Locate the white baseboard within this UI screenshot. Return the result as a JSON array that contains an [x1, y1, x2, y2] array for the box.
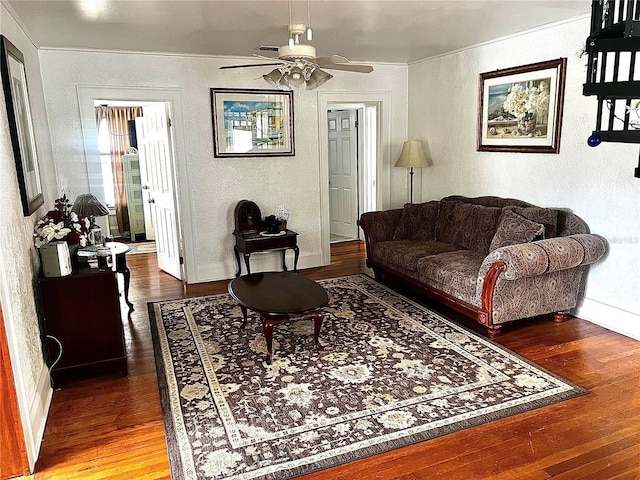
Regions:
[[192, 250, 325, 284], [576, 298, 640, 341], [25, 363, 53, 470]]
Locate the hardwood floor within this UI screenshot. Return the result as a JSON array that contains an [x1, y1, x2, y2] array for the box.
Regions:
[[32, 241, 640, 479]]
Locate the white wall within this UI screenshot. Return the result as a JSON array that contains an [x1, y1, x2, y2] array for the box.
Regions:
[[38, 50, 408, 283], [408, 17, 640, 339], [0, 3, 57, 469]]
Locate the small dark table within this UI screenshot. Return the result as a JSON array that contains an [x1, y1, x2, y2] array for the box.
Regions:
[[107, 241, 134, 312], [233, 230, 299, 277], [80, 241, 134, 312], [228, 272, 329, 364]]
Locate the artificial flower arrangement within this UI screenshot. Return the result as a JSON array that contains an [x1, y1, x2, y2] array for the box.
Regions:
[[274, 204, 291, 224], [502, 81, 550, 135], [262, 205, 291, 234], [33, 195, 89, 248]]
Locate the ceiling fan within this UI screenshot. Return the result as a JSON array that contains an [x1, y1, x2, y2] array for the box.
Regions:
[[219, 21, 374, 91]]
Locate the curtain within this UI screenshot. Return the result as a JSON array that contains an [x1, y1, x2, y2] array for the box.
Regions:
[[95, 106, 143, 234]]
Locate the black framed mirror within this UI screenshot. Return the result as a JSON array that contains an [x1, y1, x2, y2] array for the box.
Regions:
[[1, 35, 44, 216]]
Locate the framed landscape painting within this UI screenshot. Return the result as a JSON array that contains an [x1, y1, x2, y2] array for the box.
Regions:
[[1, 35, 44, 215], [211, 88, 294, 158], [477, 58, 567, 153]]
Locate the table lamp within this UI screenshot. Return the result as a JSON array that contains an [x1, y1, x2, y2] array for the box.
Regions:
[[394, 141, 429, 203], [72, 194, 109, 245]]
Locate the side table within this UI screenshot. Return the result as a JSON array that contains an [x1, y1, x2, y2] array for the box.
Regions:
[[233, 230, 299, 277], [106, 241, 134, 312]]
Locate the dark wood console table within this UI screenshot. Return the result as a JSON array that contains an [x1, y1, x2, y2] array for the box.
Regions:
[[233, 230, 299, 277]]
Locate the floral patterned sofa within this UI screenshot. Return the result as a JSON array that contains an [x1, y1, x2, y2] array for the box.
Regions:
[[359, 196, 607, 336]]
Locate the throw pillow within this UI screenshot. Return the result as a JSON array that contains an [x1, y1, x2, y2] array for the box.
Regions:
[[490, 209, 545, 252], [393, 201, 439, 241], [448, 203, 503, 254], [435, 200, 459, 244], [505, 206, 558, 238]]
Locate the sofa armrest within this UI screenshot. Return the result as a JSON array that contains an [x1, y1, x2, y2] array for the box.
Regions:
[[475, 234, 607, 326], [359, 209, 403, 256], [478, 234, 607, 282]]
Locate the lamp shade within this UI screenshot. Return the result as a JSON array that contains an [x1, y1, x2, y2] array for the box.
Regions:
[[72, 194, 109, 217], [263, 69, 285, 89], [394, 141, 429, 168], [306, 68, 333, 90]]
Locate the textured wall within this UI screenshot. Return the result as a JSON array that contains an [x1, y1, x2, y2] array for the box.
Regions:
[[408, 17, 640, 337], [38, 50, 408, 282], [0, 3, 58, 467]]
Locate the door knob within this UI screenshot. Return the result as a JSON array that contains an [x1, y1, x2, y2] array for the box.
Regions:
[[142, 185, 150, 190], [149, 198, 155, 203]]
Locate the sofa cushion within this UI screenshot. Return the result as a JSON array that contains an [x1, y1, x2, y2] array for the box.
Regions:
[[437, 202, 502, 254], [505, 206, 558, 238], [489, 209, 545, 252], [393, 201, 439, 241], [416, 250, 486, 306], [373, 240, 460, 273]]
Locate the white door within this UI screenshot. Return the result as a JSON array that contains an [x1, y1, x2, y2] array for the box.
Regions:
[[328, 110, 359, 239], [135, 103, 182, 279]]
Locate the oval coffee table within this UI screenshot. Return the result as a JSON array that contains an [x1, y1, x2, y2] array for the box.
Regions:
[[228, 272, 329, 364]]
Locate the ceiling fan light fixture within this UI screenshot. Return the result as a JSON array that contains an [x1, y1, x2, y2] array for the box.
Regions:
[[221, 0, 372, 93], [286, 66, 305, 86], [263, 69, 286, 89], [306, 68, 333, 90]]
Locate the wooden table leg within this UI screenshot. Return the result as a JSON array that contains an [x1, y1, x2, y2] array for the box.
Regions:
[[312, 311, 323, 349], [234, 246, 242, 277], [293, 246, 300, 272], [243, 253, 252, 275], [263, 316, 274, 364], [281, 250, 288, 271], [115, 252, 134, 312], [239, 305, 248, 329]]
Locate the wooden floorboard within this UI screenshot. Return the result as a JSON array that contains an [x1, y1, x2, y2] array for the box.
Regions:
[[33, 241, 640, 479]]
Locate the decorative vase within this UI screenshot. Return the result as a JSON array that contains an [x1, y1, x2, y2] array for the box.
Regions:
[[518, 117, 536, 136]]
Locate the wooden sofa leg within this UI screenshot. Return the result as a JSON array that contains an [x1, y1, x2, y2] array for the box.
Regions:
[[554, 310, 569, 323], [486, 324, 502, 337]]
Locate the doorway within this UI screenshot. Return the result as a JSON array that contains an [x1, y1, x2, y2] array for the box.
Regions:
[[78, 86, 192, 281], [327, 103, 379, 245], [328, 109, 360, 243], [318, 92, 392, 266]]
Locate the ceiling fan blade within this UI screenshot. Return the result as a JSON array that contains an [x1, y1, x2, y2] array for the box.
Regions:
[[219, 63, 283, 70], [251, 53, 296, 64], [321, 63, 374, 73], [256, 45, 280, 52], [314, 55, 350, 66]]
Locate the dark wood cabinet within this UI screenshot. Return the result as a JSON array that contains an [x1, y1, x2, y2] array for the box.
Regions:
[[39, 269, 127, 386]]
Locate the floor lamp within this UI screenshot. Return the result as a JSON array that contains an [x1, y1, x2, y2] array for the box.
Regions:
[[394, 141, 429, 203]]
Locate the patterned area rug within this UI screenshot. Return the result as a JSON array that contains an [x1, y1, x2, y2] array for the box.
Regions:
[[148, 274, 586, 480]]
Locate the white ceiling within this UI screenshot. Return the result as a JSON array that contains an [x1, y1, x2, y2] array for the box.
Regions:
[[5, 0, 591, 63]]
